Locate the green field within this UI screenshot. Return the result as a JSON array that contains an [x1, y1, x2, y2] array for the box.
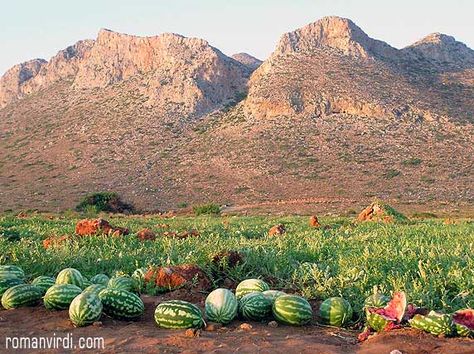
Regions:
[[1, 213, 473, 316]]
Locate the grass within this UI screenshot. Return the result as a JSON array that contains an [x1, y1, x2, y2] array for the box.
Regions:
[[0, 213, 473, 316]]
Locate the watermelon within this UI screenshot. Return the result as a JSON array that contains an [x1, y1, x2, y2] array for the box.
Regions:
[[44, 284, 82, 310], [235, 279, 270, 299], [0, 277, 24, 297], [108, 276, 136, 292], [452, 309, 474, 337], [364, 293, 390, 309], [272, 294, 313, 325], [366, 311, 391, 332], [319, 297, 353, 327], [154, 300, 205, 329], [98, 288, 144, 320], [56, 268, 84, 288], [1, 284, 43, 309], [409, 311, 454, 336], [90, 273, 110, 286], [31, 276, 55, 294], [239, 292, 272, 321], [205, 288, 238, 324], [83, 284, 106, 295], [262, 290, 286, 304], [0, 265, 25, 280], [81, 277, 92, 289], [69, 292, 103, 327]]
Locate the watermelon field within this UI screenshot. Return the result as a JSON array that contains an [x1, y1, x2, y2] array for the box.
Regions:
[[0, 212, 473, 352]]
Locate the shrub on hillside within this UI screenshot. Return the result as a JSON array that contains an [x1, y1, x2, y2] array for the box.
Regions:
[[75, 192, 134, 214], [193, 203, 221, 216]]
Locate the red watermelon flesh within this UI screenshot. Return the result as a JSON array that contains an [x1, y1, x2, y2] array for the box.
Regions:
[[452, 309, 474, 329], [370, 291, 406, 322]]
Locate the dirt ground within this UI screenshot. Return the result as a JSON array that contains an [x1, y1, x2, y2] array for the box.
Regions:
[[0, 291, 472, 353]]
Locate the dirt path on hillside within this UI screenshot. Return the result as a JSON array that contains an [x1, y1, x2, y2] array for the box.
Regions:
[[0, 293, 472, 353]]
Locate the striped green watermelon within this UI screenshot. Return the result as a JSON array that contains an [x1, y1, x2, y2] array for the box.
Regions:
[[0, 265, 25, 280], [69, 292, 103, 327], [0, 277, 24, 297], [319, 297, 353, 327], [453, 309, 474, 337], [56, 268, 84, 288], [154, 300, 205, 329], [235, 279, 270, 299], [364, 293, 390, 309], [262, 290, 286, 304], [31, 276, 55, 294], [272, 294, 313, 325], [108, 276, 136, 292], [239, 292, 272, 321], [409, 311, 454, 336], [205, 288, 238, 324], [1, 284, 43, 309], [98, 288, 144, 320], [44, 284, 82, 310], [81, 278, 92, 289], [90, 273, 110, 286], [83, 284, 106, 295], [366, 311, 391, 332]]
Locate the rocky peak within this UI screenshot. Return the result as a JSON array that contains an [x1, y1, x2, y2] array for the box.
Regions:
[[274, 16, 398, 60], [403, 33, 474, 68], [231, 53, 263, 71]]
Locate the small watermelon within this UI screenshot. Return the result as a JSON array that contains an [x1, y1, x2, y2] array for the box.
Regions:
[[235, 279, 270, 299], [205, 288, 238, 324], [108, 276, 136, 292], [262, 290, 286, 304], [409, 311, 454, 336], [273, 294, 313, 326], [154, 300, 205, 329], [364, 293, 390, 309], [69, 292, 103, 327], [90, 273, 110, 286], [319, 297, 353, 327], [0, 277, 24, 297], [56, 268, 84, 288], [239, 292, 272, 321], [98, 288, 144, 320], [83, 284, 106, 295], [81, 277, 92, 289], [1, 284, 43, 309], [44, 284, 82, 310], [0, 265, 25, 280], [452, 309, 474, 337], [31, 276, 55, 294]]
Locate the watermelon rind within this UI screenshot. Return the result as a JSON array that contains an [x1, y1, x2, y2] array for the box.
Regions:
[[235, 279, 270, 299], [0, 277, 25, 297], [366, 311, 390, 332], [205, 288, 238, 324], [44, 284, 82, 310], [90, 274, 110, 286], [98, 288, 144, 320], [239, 292, 272, 321], [31, 276, 55, 294], [364, 293, 390, 309], [272, 294, 313, 326], [262, 290, 286, 304], [319, 297, 353, 327], [409, 311, 454, 336], [0, 265, 25, 280], [1, 284, 43, 309], [56, 268, 84, 288], [69, 292, 103, 327], [108, 276, 136, 292], [154, 300, 205, 329], [83, 284, 106, 296]]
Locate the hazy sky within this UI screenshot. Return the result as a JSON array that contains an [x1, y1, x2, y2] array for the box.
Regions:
[[1, 0, 473, 75]]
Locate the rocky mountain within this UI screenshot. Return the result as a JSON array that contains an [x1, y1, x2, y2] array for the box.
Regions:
[[0, 17, 473, 214]]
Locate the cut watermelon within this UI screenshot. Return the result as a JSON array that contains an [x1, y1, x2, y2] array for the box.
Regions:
[[370, 291, 406, 322], [452, 309, 474, 337]]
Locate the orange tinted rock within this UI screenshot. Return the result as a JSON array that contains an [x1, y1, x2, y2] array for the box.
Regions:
[[137, 228, 156, 241], [309, 215, 321, 227], [75, 218, 129, 236], [144, 264, 210, 292], [268, 224, 286, 236], [43, 235, 70, 249]]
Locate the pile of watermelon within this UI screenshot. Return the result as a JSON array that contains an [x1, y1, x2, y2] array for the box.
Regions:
[[0, 265, 144, 327]]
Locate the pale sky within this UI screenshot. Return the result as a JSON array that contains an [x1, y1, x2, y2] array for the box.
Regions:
[[1, 0, 473, 75]]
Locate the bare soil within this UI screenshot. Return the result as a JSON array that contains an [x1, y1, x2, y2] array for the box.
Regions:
[[0, 292, 472, 353]]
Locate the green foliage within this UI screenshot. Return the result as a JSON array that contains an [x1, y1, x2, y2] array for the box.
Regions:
[[75, 192, 134, 214], [193, 203, 221, 216], [384, 169, 401, 179], [177, 202, 188, 209], [402, 158, 422, 166]]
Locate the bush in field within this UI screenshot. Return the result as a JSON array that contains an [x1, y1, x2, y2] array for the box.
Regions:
[[193, 203, 220, 216], [75, 192, 134, 214]]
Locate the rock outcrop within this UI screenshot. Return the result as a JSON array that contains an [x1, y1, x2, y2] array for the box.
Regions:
[[231, 53, 262, 71]]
